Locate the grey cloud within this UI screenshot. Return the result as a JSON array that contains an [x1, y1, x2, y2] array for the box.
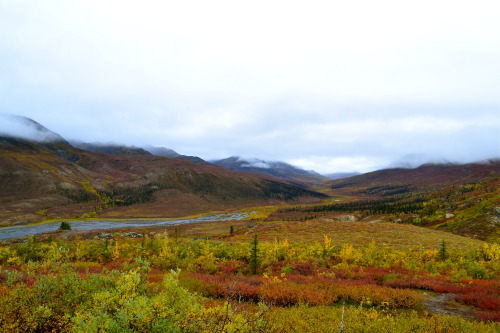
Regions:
[[0, 1, 498, 173]]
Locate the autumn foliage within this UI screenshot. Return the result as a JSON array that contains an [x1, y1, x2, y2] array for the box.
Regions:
[[0, 229, 499, 332]]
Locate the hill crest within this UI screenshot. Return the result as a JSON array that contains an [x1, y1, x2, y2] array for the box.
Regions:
[[212, 156, 328, 185]]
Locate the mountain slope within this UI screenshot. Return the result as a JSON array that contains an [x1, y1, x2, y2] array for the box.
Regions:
[[143, 145, 179, 158], [0, 136, 326, 226], [70, 141, 152, 156], [143, 146, 211, 165], [323, 161, 500, 197], [71, 142, 210, 165], [308, 161, 500, 242], [212, 156, 329, 185]]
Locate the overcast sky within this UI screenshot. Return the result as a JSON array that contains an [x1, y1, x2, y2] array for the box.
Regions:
[[0, 0, 499, 173]]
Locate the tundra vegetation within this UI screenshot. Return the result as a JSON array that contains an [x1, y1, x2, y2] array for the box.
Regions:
[[273, 177, 500, 243], [0, 218, 499, 332]]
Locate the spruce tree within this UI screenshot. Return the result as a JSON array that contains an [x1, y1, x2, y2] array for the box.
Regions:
[[249, 234, 259, 274], [438, 240, 447, 261], [59, 221, 71, 230]]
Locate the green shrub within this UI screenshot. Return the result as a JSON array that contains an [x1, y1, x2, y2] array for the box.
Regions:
[[0, 270, 116, 332], [467, 262, 489, 279], [71, 269, 205, 332]]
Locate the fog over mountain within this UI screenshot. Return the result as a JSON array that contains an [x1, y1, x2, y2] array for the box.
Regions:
[[325, 172, 361, 180], [212, 156, 328, 184], [388, 154, 456, 169], [1, 114, 498, 176], [69, 141, 152, 156], [0, 2, 498, 173], [143, 145, 180, 158], [0, 114, 68, 144]]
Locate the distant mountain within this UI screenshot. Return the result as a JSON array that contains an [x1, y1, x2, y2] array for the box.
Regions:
[[143, 145, 179, 158], [323, 160, 500, 197], [143, 145, 211, 165], [71, 142, 212, 166], [71, 141, 152, 156], [388, 154, 454, 169], [0, 114, 69, 144], [312, 160, 500, 242], [175, 155, 212, 165], [0, 133, 326, 227], [211, 156, 329, 185]]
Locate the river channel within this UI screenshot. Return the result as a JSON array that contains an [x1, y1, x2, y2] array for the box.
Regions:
[[0, 212, 249, 240]]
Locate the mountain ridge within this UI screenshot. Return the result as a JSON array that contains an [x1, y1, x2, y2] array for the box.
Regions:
[[70, 141, 152, 156], [320, 159, 500, 199], [211, 156, 329, 186]]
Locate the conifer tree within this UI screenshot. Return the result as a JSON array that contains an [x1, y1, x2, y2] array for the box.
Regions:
[[249, 234, 259, 274], [438, 240, 447, 261]]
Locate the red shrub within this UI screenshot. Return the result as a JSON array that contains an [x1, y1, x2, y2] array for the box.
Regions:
[[218, 260, 241, 274], [260, 281, 337, 306], [181, 272, 422, 308], [87, 264, 104, 274], [474, 310, 500, 322], [356, 267, 412, 283], [323, 269, 348, 279], [385, 277, 462, 293], [462, 282, 500, 295], [104, 258, 129, 271], [147, 274, 164, 284], [456, 294, 500, 311], [181, 273, 263, 301], [292, 262, 315, 276], [227, 281, 260, 302]]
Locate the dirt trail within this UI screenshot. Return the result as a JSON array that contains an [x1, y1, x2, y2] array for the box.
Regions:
[[422, 292, 475, 320]]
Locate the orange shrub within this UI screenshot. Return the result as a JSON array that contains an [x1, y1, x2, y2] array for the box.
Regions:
[[260, 281, 338, 306]]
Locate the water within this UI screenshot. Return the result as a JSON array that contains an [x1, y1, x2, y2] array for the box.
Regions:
[[0, 212, 248, 240]]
